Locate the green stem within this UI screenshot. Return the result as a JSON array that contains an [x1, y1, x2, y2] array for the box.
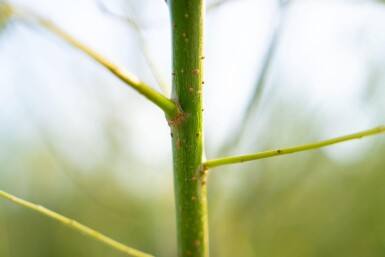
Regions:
[[204, 126, 385, 170], [168, 1, 208, 257], [0, 190, 153, 257], [13, 8, 178, 118]]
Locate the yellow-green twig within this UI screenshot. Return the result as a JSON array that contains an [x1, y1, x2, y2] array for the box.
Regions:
[[38, 19, 178, 118], [11, 5, 178, 118], [204, 126, 385, 170], [95, 0, 170, 97], [0, 190, 154, 257]]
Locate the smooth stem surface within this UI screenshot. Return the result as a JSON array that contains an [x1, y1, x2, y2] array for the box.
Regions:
[[0, 190, 153, 257], [205, 126, 385, 169], [14, 8, 178, 119], [168, 1, 208, 257]]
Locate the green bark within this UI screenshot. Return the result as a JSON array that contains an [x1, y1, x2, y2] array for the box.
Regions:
[[168, 1, 209, 257]]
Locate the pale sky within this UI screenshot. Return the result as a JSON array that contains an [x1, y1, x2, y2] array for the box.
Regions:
[[1, 0, 385, 174]]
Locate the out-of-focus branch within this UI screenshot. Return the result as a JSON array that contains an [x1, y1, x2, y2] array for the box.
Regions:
[[218, 0, 292, 155], [207, 0, 244, 11], [95, 0, 136, 26], [0, 1, 13, 29], [96, 0, 170, 96], [0, 190, 154, 257], [14, 83, 134, 217], [204, 126, 385, 170]]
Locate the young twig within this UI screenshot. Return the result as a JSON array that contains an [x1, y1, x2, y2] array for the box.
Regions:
[[9, 4, 178, 118], [204, 126, 385, 170], [0, 190, 154, 257]]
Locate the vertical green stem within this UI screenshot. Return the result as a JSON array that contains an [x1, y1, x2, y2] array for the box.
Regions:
[[168, 1, 208, 257]]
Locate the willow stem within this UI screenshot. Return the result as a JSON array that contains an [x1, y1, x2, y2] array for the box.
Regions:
[[204, 126, 385, 170], [0, 190, 153, 257], [168, 1, 208, 256]]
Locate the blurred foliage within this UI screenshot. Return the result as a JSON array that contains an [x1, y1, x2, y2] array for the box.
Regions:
[[0, 1, 12, 32], [1, 98, 384, 257]]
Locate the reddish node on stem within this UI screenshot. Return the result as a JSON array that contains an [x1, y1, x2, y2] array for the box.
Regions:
[[167, 100, 185, 127], [200, 168, 208, 176], [193, 69, 199, 75], [177, 139, 182, 149], [168, 112, 185, 127]]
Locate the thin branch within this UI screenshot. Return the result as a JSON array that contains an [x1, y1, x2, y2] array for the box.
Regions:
[[95, 0, 170, 96], [204, 126, 385, 170], [0, 190, 154, 257], [10, 5, 179, 118]]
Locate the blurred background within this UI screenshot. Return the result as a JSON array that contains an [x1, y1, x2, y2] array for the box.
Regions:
[[1, 0, 385, 256]]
